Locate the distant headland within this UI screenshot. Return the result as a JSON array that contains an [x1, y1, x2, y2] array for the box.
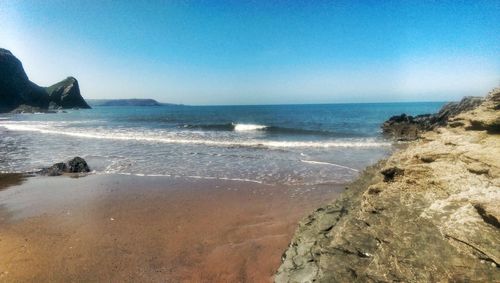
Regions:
[[87, 99, 180, 107]]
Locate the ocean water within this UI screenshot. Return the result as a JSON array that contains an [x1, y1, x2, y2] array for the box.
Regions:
[[0, 102, 443, 186]]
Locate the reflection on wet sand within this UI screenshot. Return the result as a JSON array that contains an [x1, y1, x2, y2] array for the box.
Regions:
[[0, 173, 25, 191], [0, 174, 343, 282]]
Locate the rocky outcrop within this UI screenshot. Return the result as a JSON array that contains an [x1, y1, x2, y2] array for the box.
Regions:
[[0, 48, 90, 113], [39, 157, 91, 176], [0, 49, 48, 112], [45, 77, 90, 110], [451, 88, 500, 134], [380, 114, 424, 141], [276, 89, 499, 282], [382, 96, 484, 141]]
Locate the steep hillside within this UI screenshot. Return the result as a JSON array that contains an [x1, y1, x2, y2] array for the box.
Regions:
[[0, 48, 90, 113]]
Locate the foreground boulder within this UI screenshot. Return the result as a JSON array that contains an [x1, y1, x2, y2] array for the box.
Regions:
[[0, 48, 91, 113], [276, 90, 499, 282], [40, 157, 90, 176], [382, 96, 484, 140]]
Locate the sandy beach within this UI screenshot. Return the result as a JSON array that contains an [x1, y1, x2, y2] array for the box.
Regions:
[[0, 174, 344, 282]]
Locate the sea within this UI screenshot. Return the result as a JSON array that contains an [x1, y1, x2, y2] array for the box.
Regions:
[[0, 102, 443, 186]]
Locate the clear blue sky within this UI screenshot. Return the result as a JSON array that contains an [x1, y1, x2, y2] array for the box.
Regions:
[[1, 1, 499, 104]]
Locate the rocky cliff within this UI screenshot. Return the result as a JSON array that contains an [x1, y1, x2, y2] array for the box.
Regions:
[[276, 89, 500, 282], [0, 48, 90, 113], [381, 96, 484, 141]]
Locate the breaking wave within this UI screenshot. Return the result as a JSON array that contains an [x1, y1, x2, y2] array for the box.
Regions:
[[0, 122, 391, 148], [182, 123, 359, 137]]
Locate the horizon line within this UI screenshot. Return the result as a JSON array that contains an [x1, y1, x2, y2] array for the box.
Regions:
[[88, 99, 451, 107]]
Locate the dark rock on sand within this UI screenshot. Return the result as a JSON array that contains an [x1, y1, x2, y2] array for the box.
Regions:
[[41, 162, 68, 176], [0, 48, 90, 113], [67, 157, 90, 173], [382, 96, 484, 141], [40, 157, 90, 176]]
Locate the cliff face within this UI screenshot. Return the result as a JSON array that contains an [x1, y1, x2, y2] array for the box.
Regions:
[[0, 48, 90, 113], [0, 49, 48, 111], [45, 77, 90, 110], [276, 89, 500, 282]]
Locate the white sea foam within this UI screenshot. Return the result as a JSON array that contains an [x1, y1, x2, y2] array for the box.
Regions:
[[301, 159, 359, 172], [0, 122, 391, 148], [233, 123, 267, 131], [99, 171, 264, 184]]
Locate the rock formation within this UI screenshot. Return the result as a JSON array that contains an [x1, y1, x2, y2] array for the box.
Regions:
[[0, 48, 90, 113], [382, 96, 484, 141], [39, 157, 91, 176], [276, 89, 500, 282]]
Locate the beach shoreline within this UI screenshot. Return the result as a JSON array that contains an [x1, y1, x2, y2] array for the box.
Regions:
[[0, 173, 344, 282]]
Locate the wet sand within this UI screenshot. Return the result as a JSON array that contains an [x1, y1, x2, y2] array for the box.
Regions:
[[0, 174, 344, 282]]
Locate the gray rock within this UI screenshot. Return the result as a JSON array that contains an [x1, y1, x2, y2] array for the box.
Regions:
[[39, 157, 90, 176], [67, 157, 90, 173], [41, 162, 68, 176], [437, 96, 484, 121], [382, 96, 484, 140]]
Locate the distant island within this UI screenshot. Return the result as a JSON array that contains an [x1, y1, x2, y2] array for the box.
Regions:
[[0, 48, 91, 113], [87, 99, 174, 107]]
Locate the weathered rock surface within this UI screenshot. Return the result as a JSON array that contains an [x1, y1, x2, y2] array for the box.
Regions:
[[39, 157, 90, 176], [276, 90, 500, 282], [45, 77, 90, 110], [452, 88, 500, 134], [382, 96, 484, 141], [0, 48, 90, 113]]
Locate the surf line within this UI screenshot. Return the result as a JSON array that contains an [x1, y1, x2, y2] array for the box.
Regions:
[[300, 160, 359, 172]]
